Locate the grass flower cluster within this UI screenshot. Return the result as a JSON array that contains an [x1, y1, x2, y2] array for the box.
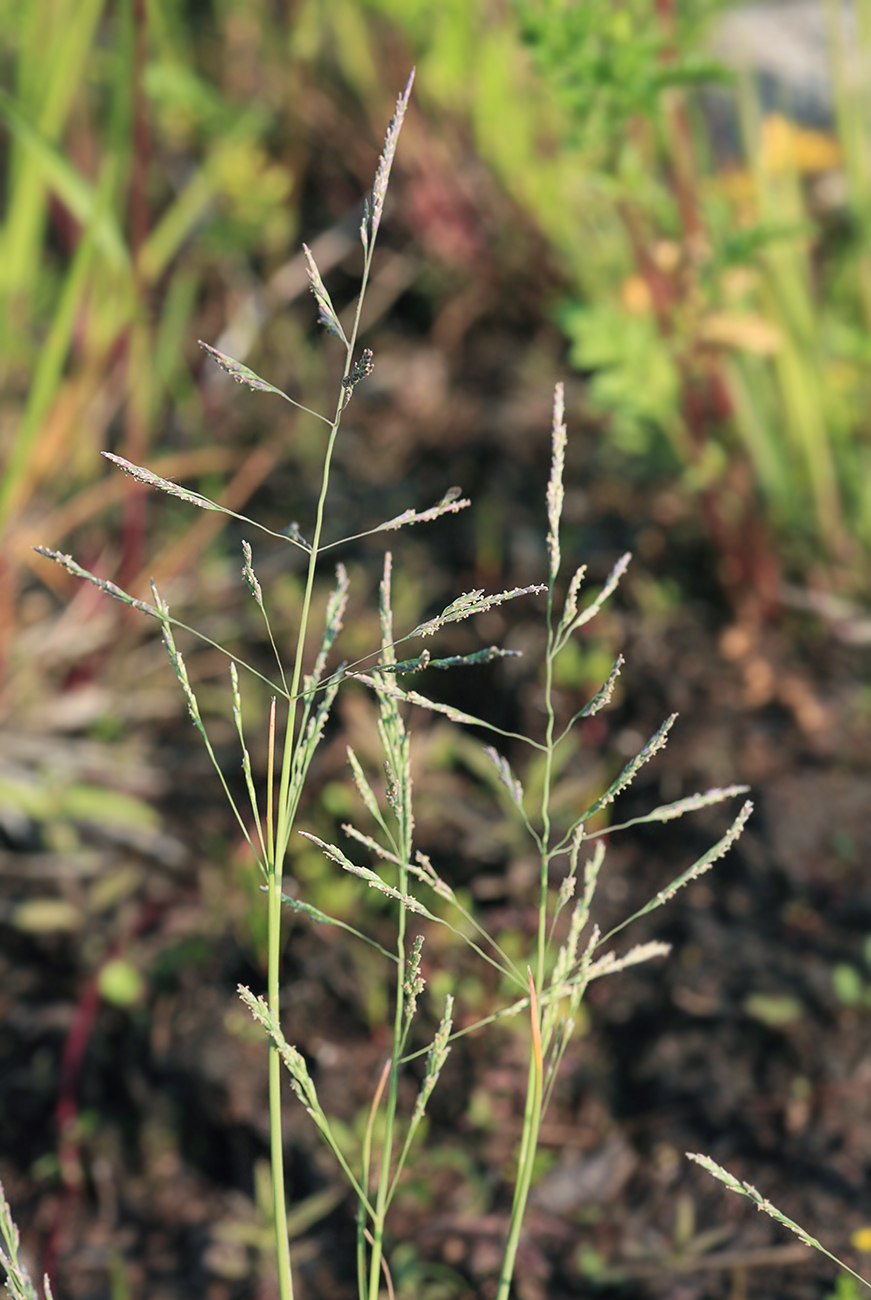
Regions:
[[14, 69, 850, 1300]]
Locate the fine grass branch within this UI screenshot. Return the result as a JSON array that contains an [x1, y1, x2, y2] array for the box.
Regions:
[[688, 1154, 871, 1292]]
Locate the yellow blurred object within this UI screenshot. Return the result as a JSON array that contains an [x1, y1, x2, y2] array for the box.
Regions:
[[700, 310, 783, 355], [759, 114, 842, 175], [652, 239, 681, 274], [12, 898, 83, 932], [621, 275, 653, 315], [850, 1226, 871, 1253]]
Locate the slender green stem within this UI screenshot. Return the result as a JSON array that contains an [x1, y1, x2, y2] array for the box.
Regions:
[[367, 924, 405, 1299], [496, 979, 544, 1300], [366, 807, 409, 1297], [266, 241, 377, 1300], [536, 590, 559, 990], [267, 871, 293, 1300]]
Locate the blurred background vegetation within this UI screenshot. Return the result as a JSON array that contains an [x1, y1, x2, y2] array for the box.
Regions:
[[5, 0, 871, 655], [4, 1, 871, 1297]]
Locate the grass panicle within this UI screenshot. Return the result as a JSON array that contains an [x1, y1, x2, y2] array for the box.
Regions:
[[33, 78, 754, 1300]]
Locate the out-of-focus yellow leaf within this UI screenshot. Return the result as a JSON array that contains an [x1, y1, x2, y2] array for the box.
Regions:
[[700, 312, 783, 356], [760, 114, 842, 175]]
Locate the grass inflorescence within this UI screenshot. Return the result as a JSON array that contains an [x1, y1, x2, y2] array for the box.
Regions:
[[23, 68, 764, 1300]]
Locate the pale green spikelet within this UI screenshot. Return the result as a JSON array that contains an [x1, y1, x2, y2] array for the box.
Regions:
[[483, 746, 525, 811], [582, 714, 677, 819], [198, 341, 287, 397], [33, 547, 160, 618], [303, 242, 349, 344], [103, 452, 221, 511], [546, 382, 567, 581], [410, 994, 454, 1126], [367, 68, 415, 243], [403, 934, 426, 1030], [241, 540, 264, 608]]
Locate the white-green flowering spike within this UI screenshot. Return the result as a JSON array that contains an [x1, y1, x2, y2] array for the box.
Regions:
[[561, 563, 587, 629], [158, 614, 205, 736], [403, 934, 426, 1029], [411, 994, 453, 1125], [0, 1177, 51, 1300], [241, 540, 264, 608], [379, 551, 395, 662], [600, 800, 753, 945], [644, 784, 751, 824], [289, 680, 340, 791], [567, 925, 600, 1014], [350, 672, 525, 738], [581, 841, 605, 917], [346, 748, 385, 827], [238, 987, 326, 1123], [299, 833, 431, 917], [686, 1153, 867, 1281], [561, 552, 631, 642], [582, 714, 677, 819], [375, 492, 471, 533], [411, 583, 546, 638], [303, 243, 348, 344], [368, 69, 415, 243], [546, 382, 567, 581], [554, 824, 587, 916], [587, 941, 671, 981], [33, 547, 160, 619], [198, 341, 287, 398], [556, 873, 576, 911], [229, 663, 266, 868], [310, 564, 350, 686], [483, 746, 525, 810], [102, 452, 221, 511], [651, 800, 753, 907], [580, 656, 624, 720], [407, 852, 456, 906]]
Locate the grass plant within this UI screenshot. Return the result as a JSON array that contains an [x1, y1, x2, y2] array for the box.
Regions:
[[19, 70, 761, 1300]]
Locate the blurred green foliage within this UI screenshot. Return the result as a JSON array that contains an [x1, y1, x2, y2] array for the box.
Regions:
[[4, 0, 871, 625], [508, 0, 871, 580]]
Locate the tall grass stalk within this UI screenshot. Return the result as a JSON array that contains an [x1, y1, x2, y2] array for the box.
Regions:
[[33, 73, 754, 1300]]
